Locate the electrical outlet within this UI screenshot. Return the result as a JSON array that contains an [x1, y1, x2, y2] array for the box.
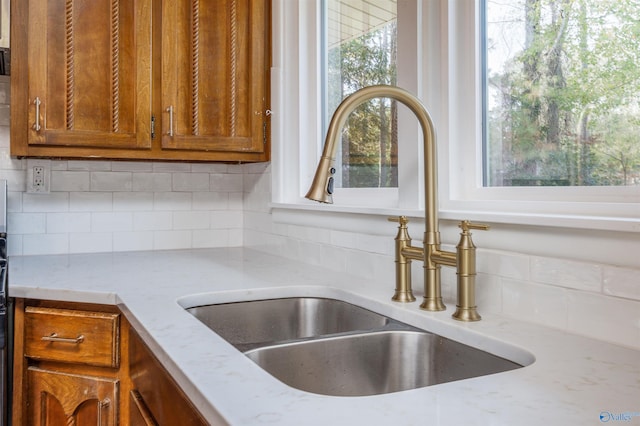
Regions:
[[33, 166, 45, 189], [26, 159, 51, 193]]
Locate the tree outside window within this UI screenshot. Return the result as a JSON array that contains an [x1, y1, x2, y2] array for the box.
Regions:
[[325, 0, 398, 189], [485, 0, 640, 187]]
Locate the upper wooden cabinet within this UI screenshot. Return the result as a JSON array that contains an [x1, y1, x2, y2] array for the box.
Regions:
[[11, 0, 271, 162]]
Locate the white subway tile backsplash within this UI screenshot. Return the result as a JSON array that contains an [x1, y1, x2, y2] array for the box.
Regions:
[[133, 212, 172, 231], [243, 162, 269, 174], [502, 278, 569, 329], [67, 161, 112, 171], [191, 163, 229, 173], [91, 212, 133, 232], [51, 171, 90, 192], [91, 172, 133, 191], [329, 229, 358, 250], [23, 193, 69, 212], [132, 173, 172, 192], [153, 162, 191, 173], [603, 266, 640, 301], [567, 291, 640, 349], [192, 229, 232, 248], [113, 192, 154, 211], [192, 192, 229, 210], [172, 211, 211, 230], [228, 192, 243, 210], [0, 147, 22, 171], [7, 191, 22, 212], [70, 192, 113, 212], [113, 231, 154, 252], [318, 243, 348, 274], [153, 192, 192, 211], [477, 250, 529, 281], [172, 173, 210, 192], [228, 229, 243, 247], [23, 234, 69, 255], [112, 161, 154, 172], [9, 213, 46, 234], [296, 239, 324, 267], [47, 213, 91, 233], [50, 160, 69, 171], [210, 210, 243, 229], [530, 256, 603, 292], [70, 232, 113, 253], [3, 170, 26, 192], [356, 233, 393, 256], [210, 174, 243, 192], [153, 230, 192, 250], [287, 224, 331, 245], [344, 248, 381, 280], [475, 273, 503, 315]]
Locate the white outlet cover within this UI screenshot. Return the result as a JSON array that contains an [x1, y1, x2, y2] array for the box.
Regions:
[[26, 159, 52, 193]]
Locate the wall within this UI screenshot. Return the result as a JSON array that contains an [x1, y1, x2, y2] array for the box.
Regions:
[[2, 73, 638, 351], [0, 76, 244, 256]]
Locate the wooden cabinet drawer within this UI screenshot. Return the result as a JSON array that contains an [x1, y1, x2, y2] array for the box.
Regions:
[[24, 306, 120, 368]]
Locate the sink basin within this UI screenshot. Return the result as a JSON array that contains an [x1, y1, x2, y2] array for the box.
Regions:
[[186, 297, 393, 351], [186, 296, 528, 396], [245, 330, 523, 396]]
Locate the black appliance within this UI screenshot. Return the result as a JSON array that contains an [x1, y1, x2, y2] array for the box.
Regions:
[[0, 179, 9, 425]]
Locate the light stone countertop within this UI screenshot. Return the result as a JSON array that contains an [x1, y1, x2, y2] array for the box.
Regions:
[[9, 248, 640, 425]]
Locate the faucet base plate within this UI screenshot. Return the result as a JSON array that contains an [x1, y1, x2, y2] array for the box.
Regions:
[[392, 291, 416, 303], [452, 306, 482, 322], [419, 298, 446, 312]]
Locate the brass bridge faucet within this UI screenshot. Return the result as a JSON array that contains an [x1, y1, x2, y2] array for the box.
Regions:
[[389, 216, 489, 321], [305, 85, 489, 321]]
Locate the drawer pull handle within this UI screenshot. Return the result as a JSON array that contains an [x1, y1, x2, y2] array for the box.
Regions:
[[41, 333, 85, 344]]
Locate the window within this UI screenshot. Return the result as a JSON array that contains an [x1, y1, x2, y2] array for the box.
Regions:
[[324, 0, 398, 189], [272, 1, 639, 230], [484, 0, 640, 188]]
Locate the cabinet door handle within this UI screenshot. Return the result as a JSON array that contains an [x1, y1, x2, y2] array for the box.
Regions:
[[32, 97, 42, 132], [41, 333, 85, 344], [165, 105, 174, 137]]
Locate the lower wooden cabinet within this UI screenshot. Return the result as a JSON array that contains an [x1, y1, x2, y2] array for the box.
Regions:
[[128, 329, 208, 426], [13, 299, 208, 426], [27, 367, 118, 425]]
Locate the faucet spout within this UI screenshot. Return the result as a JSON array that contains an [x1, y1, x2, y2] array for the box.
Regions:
[[305, 85, 439, 236]]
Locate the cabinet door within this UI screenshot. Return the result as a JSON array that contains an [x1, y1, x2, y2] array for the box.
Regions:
[[28, 367, 118, 426], [129, 332, 208, 425], [26, 0, 152, 150], [161, 0, 269, 155]]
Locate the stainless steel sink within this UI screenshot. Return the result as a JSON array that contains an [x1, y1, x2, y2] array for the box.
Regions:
[[186, 297, 394, 351], [245, 330, 522, 396], [186, 297, 527, 396]]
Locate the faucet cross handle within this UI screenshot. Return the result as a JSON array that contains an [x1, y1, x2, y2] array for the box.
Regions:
[[459, 220, 490, 233], [388, 216, 410, 227]]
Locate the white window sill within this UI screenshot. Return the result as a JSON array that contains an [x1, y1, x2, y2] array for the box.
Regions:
[[270, 202, 640, 234]]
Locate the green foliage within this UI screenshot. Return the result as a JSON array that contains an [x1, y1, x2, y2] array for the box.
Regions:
[[327, 21, 398, 188], [486, 0, 640, 186]]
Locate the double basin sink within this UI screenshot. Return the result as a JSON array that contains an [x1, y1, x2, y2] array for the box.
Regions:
[[186, 297, 528, 397]]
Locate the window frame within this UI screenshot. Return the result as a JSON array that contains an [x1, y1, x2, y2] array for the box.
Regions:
[[270, 0, 640, 233]]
